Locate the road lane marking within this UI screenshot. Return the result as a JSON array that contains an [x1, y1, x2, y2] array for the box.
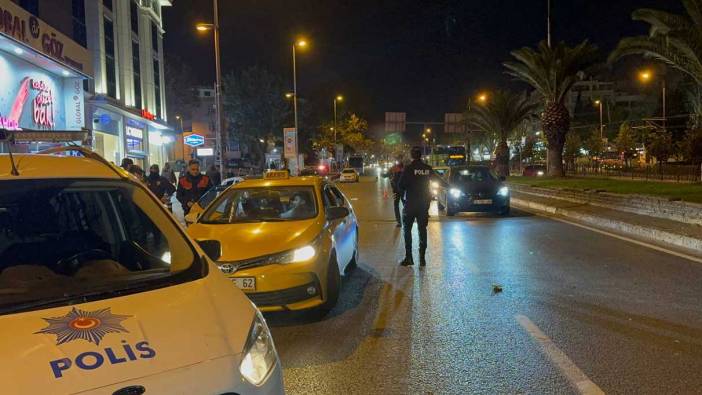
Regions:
[[517, 206, 702, 264], [516, 314, 605, 395]]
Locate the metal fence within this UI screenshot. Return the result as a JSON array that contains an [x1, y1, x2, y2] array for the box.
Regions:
[[566, 163, 702, 183]]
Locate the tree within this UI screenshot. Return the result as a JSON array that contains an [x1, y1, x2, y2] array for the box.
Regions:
[[583, 129, 604, 163], [563, 132, 582, 171], [646, 130, 674, 166], [610, 0, 702, 87], [222, 66, 291, 167], [504, 40, 599, 176], [615, 122, 637, 167], [680, 128, 702, 165], [465, 90, 538, 177], [164, 55, 197, 127], [314, 114, 374, 158], [522, 134, 538, 163]]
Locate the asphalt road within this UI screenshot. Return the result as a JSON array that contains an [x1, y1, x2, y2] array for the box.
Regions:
[[267, 175, 702, 395]]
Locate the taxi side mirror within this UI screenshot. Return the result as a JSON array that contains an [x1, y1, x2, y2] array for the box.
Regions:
[[326, 206, 350, 221], [197, 239, 221, 261]]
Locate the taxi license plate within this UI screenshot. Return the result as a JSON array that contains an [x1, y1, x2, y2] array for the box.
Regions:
[[232, 277, 256, 291], [473, 199, 493, 205]]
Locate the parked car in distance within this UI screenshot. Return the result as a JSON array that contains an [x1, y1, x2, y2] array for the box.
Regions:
[[339, 168, 360, 183], [522, 164, 546, 177]]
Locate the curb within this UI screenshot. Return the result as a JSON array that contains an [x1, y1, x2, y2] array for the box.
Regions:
[[511, 197, 702, 255]]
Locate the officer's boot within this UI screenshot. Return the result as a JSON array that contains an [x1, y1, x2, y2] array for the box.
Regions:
[[419, 248, 427, 267], [399, 250, 414, 266]]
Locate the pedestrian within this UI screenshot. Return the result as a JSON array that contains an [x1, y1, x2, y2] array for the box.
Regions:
[[398, 146, 442, 267], [207, 164, 222, 186], [146, 164, 176, 210], [386, 157, 405, 227], [120, 157, 134, 171], [128, 164, 145, 183], [177, 159, 213, 214], [161, 162, 177, 185]]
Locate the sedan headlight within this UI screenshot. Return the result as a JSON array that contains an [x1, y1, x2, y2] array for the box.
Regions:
[[240, 311, 278, 386], [497, 186, 509, 197], [537, 171, 544, 176], [450, 188, 462, 198]]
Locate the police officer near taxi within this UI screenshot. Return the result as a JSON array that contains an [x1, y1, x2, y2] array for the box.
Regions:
[[176, 159, 213, 214], [398, 146, 440, 267]]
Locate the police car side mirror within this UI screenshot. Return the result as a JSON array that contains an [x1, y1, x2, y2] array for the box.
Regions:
[[326, 206, 350, 221], [196, 239, 222, 262]]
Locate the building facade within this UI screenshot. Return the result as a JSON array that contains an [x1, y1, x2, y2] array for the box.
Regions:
[[85, 0, 174, 169], [0, 0, 91, 152], [1, 0, 175, 169]]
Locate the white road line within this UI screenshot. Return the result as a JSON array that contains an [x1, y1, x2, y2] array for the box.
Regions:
[[515, 205, 702, 265], [516, 314, 605, 395]]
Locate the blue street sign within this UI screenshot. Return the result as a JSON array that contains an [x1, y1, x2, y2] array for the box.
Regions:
[[184, 134, 205, 147]]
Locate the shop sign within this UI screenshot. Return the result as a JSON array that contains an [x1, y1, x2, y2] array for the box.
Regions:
[[283, 127, 297, 159], [141, 109, 155, 121], [184, 134, 205, 147], [0, 0, 92, 76], [0, 115, 20, 130], [0, 52, 84, 131]]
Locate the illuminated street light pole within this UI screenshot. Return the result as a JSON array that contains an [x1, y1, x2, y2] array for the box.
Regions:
[[291, 39, 308, 173], [333, 95, 343, 145], [595, 100, 603, 139], [639, 69, 666, 131], [195, 0, 224, 173]]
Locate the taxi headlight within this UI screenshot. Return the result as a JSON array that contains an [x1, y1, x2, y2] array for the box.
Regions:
[[498, 186, 510, 197], [240, 311, 277, 386], [292, 245, 316, 262]]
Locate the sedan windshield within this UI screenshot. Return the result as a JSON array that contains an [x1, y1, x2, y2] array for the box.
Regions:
[[201, 186, 318, 224], [0, 180, 199, 314], [452, 167, 497, 183]]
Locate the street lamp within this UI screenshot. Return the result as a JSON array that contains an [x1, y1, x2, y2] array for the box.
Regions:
[[594, 99, 604, 139], [638, 68, 666, 131], [333, 95, 343, 145], [291, 38, 309, 174], [195, 0, 224, 173]]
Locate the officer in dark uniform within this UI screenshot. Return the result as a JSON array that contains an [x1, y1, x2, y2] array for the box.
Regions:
[[398, 146, 440, 267]]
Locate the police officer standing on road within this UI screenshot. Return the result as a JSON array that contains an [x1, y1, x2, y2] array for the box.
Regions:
[[398, 146, 439, 267], [176, 159, 213, 214]]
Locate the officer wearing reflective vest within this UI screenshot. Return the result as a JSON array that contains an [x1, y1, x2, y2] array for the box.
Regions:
[[176, 159, 213, 214], [397, 146, 443, 267]]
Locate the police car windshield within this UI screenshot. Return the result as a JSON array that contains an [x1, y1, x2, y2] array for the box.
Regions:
[[201, 186, 318, 224], [0, 180, 200, 314]]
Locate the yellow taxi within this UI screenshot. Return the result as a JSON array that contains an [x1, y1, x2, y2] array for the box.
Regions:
[[0, 147, 283, 394], [186, 170, 359, 313]]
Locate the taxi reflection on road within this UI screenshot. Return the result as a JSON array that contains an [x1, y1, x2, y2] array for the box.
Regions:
[[187, 171, 359, 313]]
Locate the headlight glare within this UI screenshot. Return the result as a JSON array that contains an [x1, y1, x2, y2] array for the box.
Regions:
[[292, 245, 316, 262], [450, 188, 462, 198], [498, 186, 509, 197], [537, 170, 544, 176], [239, 312, 277, 386], [431, 181, 439, 188]]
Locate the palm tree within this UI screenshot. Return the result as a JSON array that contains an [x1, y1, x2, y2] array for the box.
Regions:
[[465, 90, 538, 177], [504, 40, 598, 176], [609, 0, 702, 87]]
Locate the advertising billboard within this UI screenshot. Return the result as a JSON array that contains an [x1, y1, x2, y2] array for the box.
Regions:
[[0, 51, 84, 131], [283, 127, 297, 159]]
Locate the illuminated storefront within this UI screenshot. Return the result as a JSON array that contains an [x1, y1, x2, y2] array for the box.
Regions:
[[0, 0, 91, 152]]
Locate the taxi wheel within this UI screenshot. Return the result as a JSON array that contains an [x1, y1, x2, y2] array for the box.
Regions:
[[321, 253, 341, 313]]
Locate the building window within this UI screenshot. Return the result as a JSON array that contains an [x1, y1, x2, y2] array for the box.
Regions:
[[103, 0, 113, 11], [19, 0, 39, 15], [104, 17, 117, 98], [151, 22, 159, 53], [71, 0, 87, 47], [132, 41, 142, 109], [153, 58, 162, 118], [130, 1, 139, 34]]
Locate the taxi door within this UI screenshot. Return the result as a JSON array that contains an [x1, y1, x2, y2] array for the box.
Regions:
[[323, 185, 351, 268]]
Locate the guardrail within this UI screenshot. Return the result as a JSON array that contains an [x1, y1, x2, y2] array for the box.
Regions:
[[566, 164, 701, 183]]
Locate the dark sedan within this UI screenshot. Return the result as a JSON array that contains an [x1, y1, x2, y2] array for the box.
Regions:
[[437, 165, 510, 216]]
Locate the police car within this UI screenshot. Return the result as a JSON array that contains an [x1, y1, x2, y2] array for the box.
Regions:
[[0, 147, 283, 394]]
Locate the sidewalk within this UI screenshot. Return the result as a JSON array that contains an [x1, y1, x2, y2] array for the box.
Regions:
[[511, 191, 702, 260]]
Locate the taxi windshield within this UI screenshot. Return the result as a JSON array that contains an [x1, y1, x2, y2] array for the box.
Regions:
[[201, 186, 318, 224], [0, 180, 200, 315]]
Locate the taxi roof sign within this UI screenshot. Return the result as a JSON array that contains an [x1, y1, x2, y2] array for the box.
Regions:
[[264, 170, 290, 180]]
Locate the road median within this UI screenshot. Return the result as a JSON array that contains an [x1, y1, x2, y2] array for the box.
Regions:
[[510, 184, 702, 260]]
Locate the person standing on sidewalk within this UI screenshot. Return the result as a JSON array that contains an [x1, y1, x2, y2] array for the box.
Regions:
[[398, 147, 437, 267], [388, 157, 405, 227], [177, 160, 213, 215]]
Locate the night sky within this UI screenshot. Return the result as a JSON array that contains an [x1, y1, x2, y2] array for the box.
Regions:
[[163, 0, 680, 131]]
